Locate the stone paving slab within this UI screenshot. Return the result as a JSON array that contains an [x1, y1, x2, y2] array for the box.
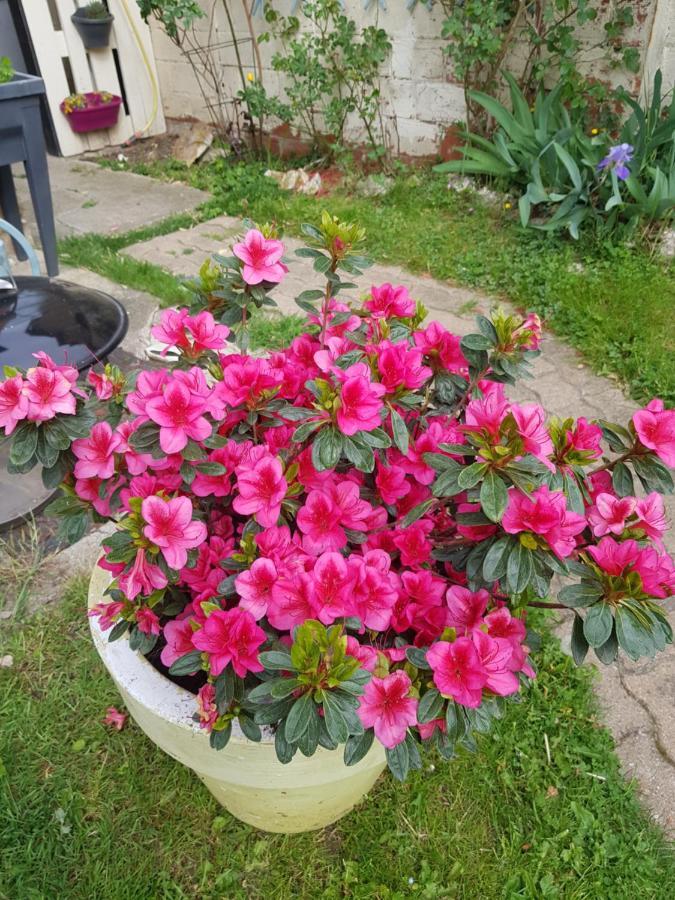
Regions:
[[11, 156, 210, 242], [123, 220, 675, 835]]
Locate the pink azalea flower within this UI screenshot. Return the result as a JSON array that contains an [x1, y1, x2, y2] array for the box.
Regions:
[[232, 454, 287, 527], [514, 312, 542, 350], [349, 550, 399, 631], [364, 283, 416, 319], [151, 307, 191, 351], [445, 586, 490, 634], [297, 489, 345, 553], [418, 717, 447, 740], [160, 616, 198, 669], [192, 607, 266, 677], [427, 637, 487, 708], [634, 493, 668, 543], [188, 311, 230, 353], [72, 422, 121, 480], [357, 670, 418, 749], [345, 636, 378, 672], [142, 495, 207, 570], [633, 399, 675, 467], [484, 607, 534, 677], [311, 551, 352, 623], [103, 706, 128, 731], [587, 492, 636, 537], [87, 369, 115, 401], [375, 341, 432, 392], [511, 403, 554, 470], [375, 462, 410, 505], [335, 365, 386, 436], [501, 485, 586, 558], [24, 365, 76, 421], [562, 417, 603, 461], [196, 683, 219, 731], [0, 374, 29, 435], [88, 600, 125, 631], [232, 229, 288, 285], [472, 630, 520, 696], [413, 321, 467, 372], [268, 573, 318, 631], [392, 519, 433, 567], [118, 548, 168, 601], [235, 557, 278, 619], [586, 536, 641, 576], [136, 607, 160, 635], [145, 380, 212, 454]]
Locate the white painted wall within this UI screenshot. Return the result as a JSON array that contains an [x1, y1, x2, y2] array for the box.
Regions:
[[148, 0, 669, 157]]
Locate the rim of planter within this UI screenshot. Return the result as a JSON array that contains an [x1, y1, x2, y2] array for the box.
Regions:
[[71, 11, 114, 23], [88, 562, 266, 743]]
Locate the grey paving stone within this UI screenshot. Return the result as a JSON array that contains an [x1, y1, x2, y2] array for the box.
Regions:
[[12, 156, 210, 241]]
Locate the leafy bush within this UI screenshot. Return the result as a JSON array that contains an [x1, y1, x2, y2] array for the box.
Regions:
[[252, 0, 392, 163], [436, 71, 675, 239], [420, 0, 637, 134]]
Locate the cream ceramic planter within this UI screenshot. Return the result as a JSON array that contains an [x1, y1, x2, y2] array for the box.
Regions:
[[88, 564, 387, 833]]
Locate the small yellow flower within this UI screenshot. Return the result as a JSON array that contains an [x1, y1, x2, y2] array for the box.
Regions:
[[504, 201, 512, 210], [591, 127, 599, 136], [246, 72, 255, 83]]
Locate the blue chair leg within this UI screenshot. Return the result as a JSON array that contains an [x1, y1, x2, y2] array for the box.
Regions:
[[21, 104, 59, 277], [0, 165, 28, 261]]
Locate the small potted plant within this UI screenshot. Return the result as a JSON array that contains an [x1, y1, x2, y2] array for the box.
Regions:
[[71, 1, 115, 49], [60, 91, 122, 133], [1, 217, 673, 835]]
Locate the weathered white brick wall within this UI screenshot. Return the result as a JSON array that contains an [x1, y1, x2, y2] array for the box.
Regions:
[[149, 0, 667, 157]]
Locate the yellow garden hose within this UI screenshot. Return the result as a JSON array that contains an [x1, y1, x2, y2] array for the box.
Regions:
[[117, 0, 159, 141]]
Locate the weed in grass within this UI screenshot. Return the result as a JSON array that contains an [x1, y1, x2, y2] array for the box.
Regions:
[[0, 517, 47, 619], [0, 582, 673, 899]]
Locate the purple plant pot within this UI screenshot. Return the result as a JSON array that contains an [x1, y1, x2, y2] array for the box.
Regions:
[[60, 92, 122, 133]]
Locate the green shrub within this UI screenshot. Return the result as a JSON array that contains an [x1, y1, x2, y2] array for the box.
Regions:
[[436, 71, 675, 240]]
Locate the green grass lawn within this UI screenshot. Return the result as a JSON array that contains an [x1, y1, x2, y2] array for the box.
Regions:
[[67, 158, 675, 407], [1, 579, 673, 900]]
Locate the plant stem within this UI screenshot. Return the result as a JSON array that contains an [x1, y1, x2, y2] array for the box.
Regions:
[[525, 600, 568, 610], [587, 446, 635, 476]]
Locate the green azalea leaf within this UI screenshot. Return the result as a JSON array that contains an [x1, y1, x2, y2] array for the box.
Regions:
[[385, 741, 410, 781], [209, 722, 232, 751], [457, 461, 489, 490], [390, 407, 409, 455], [344, 729, 375, 766], [482, 536, 514, 582], [594, 627, 619, 664], [583, 603, 614, 648], [417, 689, 444, 724], [506, 542, 533, 594], [284, 692, 315, 743], [168, 650, 202, 676], [571, 614, 589, 665], [479, 470, 509, 522], [558, 581, 603, 609]]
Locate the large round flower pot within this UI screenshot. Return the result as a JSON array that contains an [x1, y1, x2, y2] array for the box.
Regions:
[[88, 564, 387, 833]]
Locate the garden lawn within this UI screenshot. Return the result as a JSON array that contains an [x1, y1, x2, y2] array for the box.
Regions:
[[63, 159, 675, 406], [1, 579, 673, 900]]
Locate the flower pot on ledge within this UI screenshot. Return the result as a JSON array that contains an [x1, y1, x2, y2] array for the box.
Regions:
[[88, 564, 387, 833], [60, 92, 121, 133]]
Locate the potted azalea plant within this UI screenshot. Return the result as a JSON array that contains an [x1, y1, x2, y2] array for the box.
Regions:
[[60, 91, 122, 133], [71, 1, 115, 49], [0, 215, 673, 833]]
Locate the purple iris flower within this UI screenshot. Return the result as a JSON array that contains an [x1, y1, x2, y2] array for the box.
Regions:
[[597, 143, 634, 181]]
